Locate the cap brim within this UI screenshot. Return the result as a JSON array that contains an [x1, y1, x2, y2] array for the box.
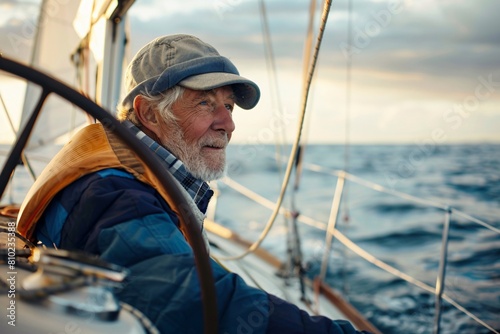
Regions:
[[179, 72, 260, 110]]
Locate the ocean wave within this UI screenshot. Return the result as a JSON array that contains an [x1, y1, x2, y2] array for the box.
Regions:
[[359, 227, 442, 248], [448, 247, 500, 269], [369, 202, 432, 214]]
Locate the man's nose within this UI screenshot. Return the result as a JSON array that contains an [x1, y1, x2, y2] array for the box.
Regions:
[[213, 104, 235, 135]]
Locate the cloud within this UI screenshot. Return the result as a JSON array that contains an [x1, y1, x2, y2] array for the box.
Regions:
[[131, 0, 216, 21], [327, 0, 500, 79], [126, 0, 498, 143], [1, 0, 499, 143]]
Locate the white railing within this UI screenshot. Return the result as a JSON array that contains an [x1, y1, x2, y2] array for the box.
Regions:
[[217, 163, 499, 334]]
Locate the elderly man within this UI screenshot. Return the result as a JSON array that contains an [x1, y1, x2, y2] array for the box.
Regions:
[[17, 34, 369, 333]]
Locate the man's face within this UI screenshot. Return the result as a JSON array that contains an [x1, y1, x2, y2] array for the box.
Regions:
[[157, 86, 236, 181]]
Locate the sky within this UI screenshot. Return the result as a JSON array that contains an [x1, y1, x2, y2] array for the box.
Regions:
[[0, 0, 499, 145]]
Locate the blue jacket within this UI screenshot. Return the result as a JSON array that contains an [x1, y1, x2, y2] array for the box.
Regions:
[[36, 168, 368, 333]]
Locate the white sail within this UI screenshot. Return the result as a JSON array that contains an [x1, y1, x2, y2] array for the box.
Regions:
[[19, 0, 130, 174], [21, 0, 87, 150]]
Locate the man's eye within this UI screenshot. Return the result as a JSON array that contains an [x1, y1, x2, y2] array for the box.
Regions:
[[225, 104, 234, 112], [199, 100, 209, 106]]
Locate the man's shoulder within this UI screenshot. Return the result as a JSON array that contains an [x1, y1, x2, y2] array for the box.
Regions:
[[68, 168, 147, 193], [55, 167, 160, 212]]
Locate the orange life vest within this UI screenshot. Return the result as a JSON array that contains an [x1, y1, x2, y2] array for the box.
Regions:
[[17, 123, 191, 243]]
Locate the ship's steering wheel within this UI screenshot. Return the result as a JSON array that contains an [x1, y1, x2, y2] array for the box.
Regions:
[[0, 56, 218, 334]]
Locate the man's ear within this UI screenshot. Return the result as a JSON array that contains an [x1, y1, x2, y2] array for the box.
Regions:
[[133, 95, 161, 135]]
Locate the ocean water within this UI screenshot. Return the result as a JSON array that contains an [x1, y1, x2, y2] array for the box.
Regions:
[[1, 143, 499, 333], [215, 143, 500, 334]]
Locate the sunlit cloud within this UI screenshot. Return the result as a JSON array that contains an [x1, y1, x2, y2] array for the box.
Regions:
[[1, 0, 499, 144], [131, 0, 214, 21]]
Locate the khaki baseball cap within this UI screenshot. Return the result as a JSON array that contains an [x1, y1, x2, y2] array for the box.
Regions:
[[120, 34, 260, 110]]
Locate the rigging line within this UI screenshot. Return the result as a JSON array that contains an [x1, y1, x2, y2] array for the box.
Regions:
[[340, 0, 353, 297], [223, 159, 499, 236], [343, 0, 352, 180], [257, 0, 287, 206], [218, 0, 333, 262], [219, 175, 499, 332], [451, 209, 500, 235], [335, 169, 499, 233], [240, 149, 500, 234], [1, 90, 37, 182], [21, 0, 47, 122], [287, 0, 318, 301], [334, 228, 436, 294], [20, 152, 37, 182], [331, 228, 498, 334], [0, 87, 50, 202], [221, 176, 290, 216], [296, 158, 452, 211], [258, 0, 287, 148], [258, 0, 294, 280], [444, 296, 499, 334], [0, 93, 17, 136], [293, 0, 317, 192], [73, 1, 98, 125], [223, 169, 499, 248], [308, 168, 500, 234], [14, 0, 50, 181]]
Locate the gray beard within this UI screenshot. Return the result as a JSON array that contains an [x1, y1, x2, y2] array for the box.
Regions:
[[161, 123, 227, 181]]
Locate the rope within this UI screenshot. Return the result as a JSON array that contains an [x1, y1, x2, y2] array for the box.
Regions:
[[218, 0, 333, 261]]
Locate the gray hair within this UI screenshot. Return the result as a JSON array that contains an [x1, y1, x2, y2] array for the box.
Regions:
[[116, 85, 185, 125]]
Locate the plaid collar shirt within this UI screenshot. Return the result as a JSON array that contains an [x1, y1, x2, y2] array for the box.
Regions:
[[124, 121, 213, 212]]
